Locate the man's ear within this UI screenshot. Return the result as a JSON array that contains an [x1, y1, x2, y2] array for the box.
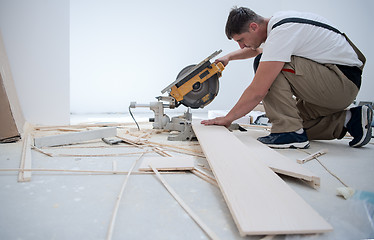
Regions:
[[249, 22, 258, 32]]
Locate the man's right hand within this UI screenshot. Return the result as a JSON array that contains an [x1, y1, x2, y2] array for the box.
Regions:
[[214, 56, 230, 67]]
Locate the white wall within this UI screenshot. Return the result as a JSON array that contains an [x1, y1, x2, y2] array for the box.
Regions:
[[71, 0, 374, 114], [1, 1, 372, 120], [0, 0, 70, 125]]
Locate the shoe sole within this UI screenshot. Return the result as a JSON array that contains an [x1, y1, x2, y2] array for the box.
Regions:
[[351, 105, 373, 148], [266, 141, 310, 149]]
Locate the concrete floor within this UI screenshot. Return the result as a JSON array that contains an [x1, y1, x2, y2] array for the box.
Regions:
[[0, 112, 373, 240]]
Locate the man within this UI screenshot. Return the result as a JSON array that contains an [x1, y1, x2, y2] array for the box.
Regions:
[[201, 6, 372, 148]]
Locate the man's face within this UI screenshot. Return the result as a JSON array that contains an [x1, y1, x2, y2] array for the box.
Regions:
[[232, 23, 263, 50]]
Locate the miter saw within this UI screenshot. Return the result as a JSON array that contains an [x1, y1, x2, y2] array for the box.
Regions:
[[129, 50, 225, 141]]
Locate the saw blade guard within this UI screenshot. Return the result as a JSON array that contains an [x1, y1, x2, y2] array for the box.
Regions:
[[175, 64, 220, 109]]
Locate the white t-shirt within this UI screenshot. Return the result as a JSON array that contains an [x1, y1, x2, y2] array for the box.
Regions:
[[260, 11, 362, 67]]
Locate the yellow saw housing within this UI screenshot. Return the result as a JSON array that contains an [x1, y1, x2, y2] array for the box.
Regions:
[[169, 61, 225, 102]]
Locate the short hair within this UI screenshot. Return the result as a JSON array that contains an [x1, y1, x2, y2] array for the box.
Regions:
[[225, 7, 264, 40]]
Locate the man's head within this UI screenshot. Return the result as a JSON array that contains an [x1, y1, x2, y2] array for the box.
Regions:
[[225, 7, 267, 49]]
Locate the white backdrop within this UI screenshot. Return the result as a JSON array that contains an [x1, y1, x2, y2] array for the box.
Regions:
[[70, 0, 373, 114], [0, 0, 70, 125]]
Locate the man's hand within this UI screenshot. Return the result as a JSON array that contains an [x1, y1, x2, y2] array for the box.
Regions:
[[201, 116, 232, 128], [214, 56, 230, 67]]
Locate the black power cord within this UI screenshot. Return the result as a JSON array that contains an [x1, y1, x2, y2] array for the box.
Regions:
[[128, 105, 140, 131]]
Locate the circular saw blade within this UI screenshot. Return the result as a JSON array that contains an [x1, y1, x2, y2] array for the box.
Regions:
[[176, 64, 219, 109]]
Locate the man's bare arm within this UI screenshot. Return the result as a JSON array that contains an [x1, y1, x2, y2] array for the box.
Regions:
[[215, 48, 262, 66], [201, 61, 285, 127]]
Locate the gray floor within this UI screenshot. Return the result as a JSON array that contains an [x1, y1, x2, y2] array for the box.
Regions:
[[0, 113, 373, 240]]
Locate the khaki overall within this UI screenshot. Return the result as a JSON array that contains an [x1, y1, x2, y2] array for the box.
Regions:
[[262, 25, 366, 140]]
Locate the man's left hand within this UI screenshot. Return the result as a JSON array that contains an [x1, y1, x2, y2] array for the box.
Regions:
[[201, 117, 232, 128]]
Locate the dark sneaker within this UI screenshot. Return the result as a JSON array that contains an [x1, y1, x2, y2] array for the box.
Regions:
[[346, 104, 373, 148], [257, 131, 310, 149]]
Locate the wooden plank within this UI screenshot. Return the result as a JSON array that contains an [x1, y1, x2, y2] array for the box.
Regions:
[[234, 132, 320, 189], [138, 157, 195, 171], [192, 122, 332, 236], [34, 127, 117, 148]]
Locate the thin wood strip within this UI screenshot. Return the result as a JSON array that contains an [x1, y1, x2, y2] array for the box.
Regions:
[[115, 135, 144, 149], [298, 149, 349, 188], [0, 168, 158, 175], [31, 146, 53, 157], [192, 167, 216, 182], [297, 149, 328, 164], [151, 147, 172, 157], [150, 164, 221, 240], [191, 169, 218, 187], [33, 122, 147, 130], [147, 140, 203, 154], [45, 145, 135, 149], [18, 123, 33, 182], [162, 148, 205, 158], [106, 153, 145, 240], [138, 157, 195, 172], [54, 151, 150, 157], [192, 122, 332, 236]]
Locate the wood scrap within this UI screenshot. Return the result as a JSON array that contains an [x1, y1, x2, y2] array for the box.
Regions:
[[18, 122, 33, 182], [52, 151, 151, 158], [138, 157, 195, 171], [33, 122, 145, 131], [106, 153, 144, 240], [34, 127, 117, 148], [234, 132, 320, 189], [297, 149, 328, 164], [150, 164, 221, 240], [31, 145, 53, 157], [0, 168, 184, 175], [191, 168, 218, 187], [151, 147, 171, 157], [115, 135, 144, 148]]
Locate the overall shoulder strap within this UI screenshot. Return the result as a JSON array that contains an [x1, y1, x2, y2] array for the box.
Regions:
[[272, 17, 342, 34]]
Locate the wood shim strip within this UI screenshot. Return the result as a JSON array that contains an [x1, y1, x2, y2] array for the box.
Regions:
[[138, 157, 195, 172], [297, 149, 328, 164], [106, 153, 145, 240], [34, 127, 117, 148], [18, 123, 33, 182], [54, 151, 151, 157], [0, 168, 183, 175], [234, 132, 320, 189], [33, 122, 145, 130], [191, 168, 218, 187], [150, 164, 221, 240], [192, 122, 332, 236]]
